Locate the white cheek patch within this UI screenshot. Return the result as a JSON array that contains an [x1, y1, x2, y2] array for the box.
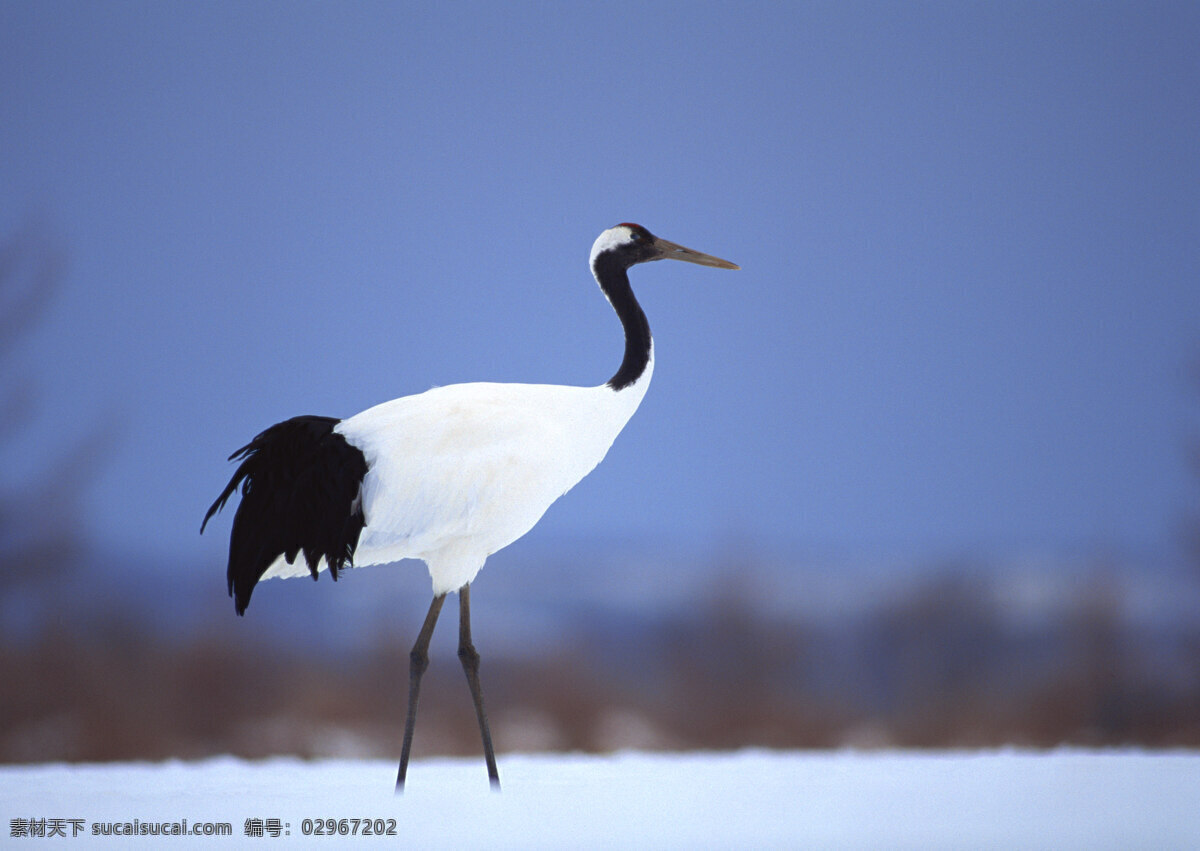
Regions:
[[590, 225, 636, 266]]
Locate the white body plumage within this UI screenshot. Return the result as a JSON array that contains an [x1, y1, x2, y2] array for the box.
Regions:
[[262, 353, 652, 594]]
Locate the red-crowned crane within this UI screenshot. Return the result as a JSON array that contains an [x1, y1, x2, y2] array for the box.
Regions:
[[202, 224, 739, 790]]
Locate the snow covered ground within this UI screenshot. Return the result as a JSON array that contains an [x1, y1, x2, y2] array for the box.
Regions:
[[4, 750, 1197, 848]]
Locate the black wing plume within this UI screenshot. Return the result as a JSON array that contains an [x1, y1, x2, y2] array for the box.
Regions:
[[202, 415, 369, 615]]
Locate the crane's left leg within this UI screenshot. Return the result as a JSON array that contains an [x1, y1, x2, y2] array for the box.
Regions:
[[458, 583, 501, 789], [396, 593, 445, 792]]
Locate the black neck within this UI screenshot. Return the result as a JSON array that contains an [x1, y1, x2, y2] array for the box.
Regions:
[[593, 254, 652, 391]]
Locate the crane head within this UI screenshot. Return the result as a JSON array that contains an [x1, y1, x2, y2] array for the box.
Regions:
[[591, 223, 739, 272]]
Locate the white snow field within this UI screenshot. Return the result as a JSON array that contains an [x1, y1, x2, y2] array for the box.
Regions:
[[4, 749, 1197, 848]]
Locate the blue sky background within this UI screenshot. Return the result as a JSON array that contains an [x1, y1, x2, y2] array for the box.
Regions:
[[2, 1, 1198, 571]]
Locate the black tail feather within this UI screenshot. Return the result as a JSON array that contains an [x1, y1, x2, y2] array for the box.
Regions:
[[202, 415, 369, 615]]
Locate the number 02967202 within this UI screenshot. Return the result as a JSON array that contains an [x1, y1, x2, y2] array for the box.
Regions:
[[301, 818, 398, 837]]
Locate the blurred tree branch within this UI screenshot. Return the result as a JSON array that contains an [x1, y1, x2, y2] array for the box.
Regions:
[[0, 223, 113, 594]]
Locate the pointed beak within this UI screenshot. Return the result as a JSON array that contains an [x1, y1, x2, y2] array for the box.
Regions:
[[652, 237, 740, 270]]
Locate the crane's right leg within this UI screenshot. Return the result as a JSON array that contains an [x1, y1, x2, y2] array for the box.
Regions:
[[396, 593, 446, 792]]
